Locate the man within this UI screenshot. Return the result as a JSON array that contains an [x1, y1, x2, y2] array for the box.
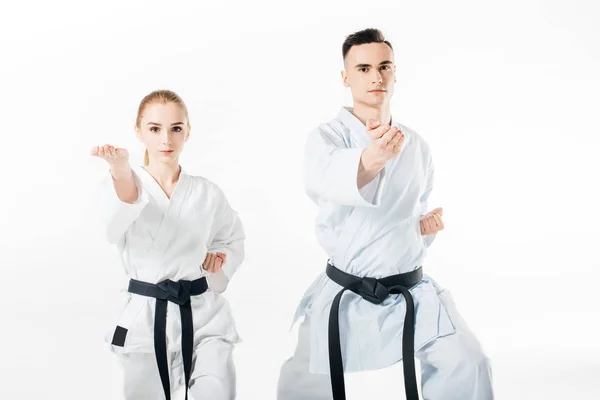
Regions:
[[277, 28, 494, 400]]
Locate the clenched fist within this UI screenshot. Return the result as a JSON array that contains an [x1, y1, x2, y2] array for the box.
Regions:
[[91, 144, 131, 178], [420, 207, 444, 236], [91, 144, 129, 165], [203, 252, 227, 273], [363, 119, 405, 166]]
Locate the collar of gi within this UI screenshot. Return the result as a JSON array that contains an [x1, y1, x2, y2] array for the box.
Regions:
[[139, 164, 188, 179]]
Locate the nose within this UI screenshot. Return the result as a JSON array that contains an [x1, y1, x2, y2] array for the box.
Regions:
[[372, 69, 383, 84], [160, 130, 172, 145]]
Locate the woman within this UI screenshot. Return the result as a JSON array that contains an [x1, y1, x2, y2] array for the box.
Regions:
[[91, 90, 245, 400]]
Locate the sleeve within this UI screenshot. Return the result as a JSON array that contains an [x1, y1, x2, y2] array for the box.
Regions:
[[206, 186, 246, 288], [420, 156, 437, 248], [97, 169, 150, 244], [303, 126, 388, 207]]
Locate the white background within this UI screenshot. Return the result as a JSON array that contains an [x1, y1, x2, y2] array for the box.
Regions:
[[1, 0, 599, 398]]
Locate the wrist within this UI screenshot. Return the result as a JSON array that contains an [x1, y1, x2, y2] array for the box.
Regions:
[[110, 164, 132, 180], [361, 148, 386, 173]]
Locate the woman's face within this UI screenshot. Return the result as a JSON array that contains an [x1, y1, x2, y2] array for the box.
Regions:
[[137, 102, 190, 164]]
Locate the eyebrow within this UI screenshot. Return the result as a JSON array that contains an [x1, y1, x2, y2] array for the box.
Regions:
[[355, 60, 393, 68], [146, 122, 185, 126]]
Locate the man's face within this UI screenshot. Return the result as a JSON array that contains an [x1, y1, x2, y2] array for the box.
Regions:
[[342, 42, 396, 107]]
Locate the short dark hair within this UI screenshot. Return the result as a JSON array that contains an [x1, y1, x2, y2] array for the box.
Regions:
[[342, 28, 393, 60]]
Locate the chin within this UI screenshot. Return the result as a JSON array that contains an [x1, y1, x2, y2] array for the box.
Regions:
[[359, 98, 387, 108], [158, 154, 177, 162]]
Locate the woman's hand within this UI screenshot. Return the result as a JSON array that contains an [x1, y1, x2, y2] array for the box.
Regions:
[[91, 144, 131, 178]]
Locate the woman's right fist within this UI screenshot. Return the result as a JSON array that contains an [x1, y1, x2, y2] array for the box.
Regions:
[[91, 144, 129, 168]]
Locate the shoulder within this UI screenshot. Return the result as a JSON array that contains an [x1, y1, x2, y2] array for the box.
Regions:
[[397, 123, 432, 154], [186, 174, 230, 202], [187, 174, 221, 192], [307, 118, 351, 148]]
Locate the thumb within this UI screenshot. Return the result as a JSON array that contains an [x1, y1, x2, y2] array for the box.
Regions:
[[431, 207, 443, 216], [366, 119, 380, 130]]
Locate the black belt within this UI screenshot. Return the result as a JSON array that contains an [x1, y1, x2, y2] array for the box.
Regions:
[[326, 263, 423, 400], [128, 277, 208, 400]]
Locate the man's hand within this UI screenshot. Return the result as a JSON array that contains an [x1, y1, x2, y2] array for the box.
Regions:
[[202, 252, 227, 273], [362, 119, 405, 168], [420, 207, 444, 236], [358, 120, 405, 189]]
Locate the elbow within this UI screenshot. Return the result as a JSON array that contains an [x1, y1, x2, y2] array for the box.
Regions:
[[105, 222, 125, 245], [105, 229, 120, 245], [106, 234, 123, 245], [211, 282, 228, 294]]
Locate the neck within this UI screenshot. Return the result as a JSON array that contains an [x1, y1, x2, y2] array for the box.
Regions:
[[351, 102, 392, 127], [145, 160, 181, 185]]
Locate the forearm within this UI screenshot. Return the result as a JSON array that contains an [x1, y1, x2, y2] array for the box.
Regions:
[[110, 165, 138, 204], [358, 148, 385, 189]]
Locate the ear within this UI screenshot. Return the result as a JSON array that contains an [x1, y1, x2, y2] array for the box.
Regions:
[[185, 124, 191, 141], [341, 70, 349, 87], [135, 125, 142, 141]]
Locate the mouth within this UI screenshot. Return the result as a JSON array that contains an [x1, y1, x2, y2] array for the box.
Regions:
[[369, 89, 387, 93], [160, 150, 174, 155]]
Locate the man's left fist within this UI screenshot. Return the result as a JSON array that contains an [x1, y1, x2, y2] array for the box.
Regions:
[[420, 207, 444, 236]]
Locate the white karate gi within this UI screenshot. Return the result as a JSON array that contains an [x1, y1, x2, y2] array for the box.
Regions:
[[277, 107, 493, 399], [98, 166, 245, 400]]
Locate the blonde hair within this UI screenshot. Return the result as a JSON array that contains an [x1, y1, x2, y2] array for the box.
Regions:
[[135, 90, 190, 166]]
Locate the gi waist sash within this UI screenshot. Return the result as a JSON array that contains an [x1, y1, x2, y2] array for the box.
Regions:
[[326, 262, 423, 400], [128, 277, 208, 400]]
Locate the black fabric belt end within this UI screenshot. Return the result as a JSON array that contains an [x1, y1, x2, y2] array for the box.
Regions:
[[128, 277, 208, 400], [325, 262, 423, 400]]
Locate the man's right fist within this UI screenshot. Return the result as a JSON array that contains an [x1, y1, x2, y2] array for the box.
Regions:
[[363, 119, 405, 165]]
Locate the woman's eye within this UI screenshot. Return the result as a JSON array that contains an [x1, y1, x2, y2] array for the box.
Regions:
[[150, 127, 159, 133], [172, 126, 182, 133]]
